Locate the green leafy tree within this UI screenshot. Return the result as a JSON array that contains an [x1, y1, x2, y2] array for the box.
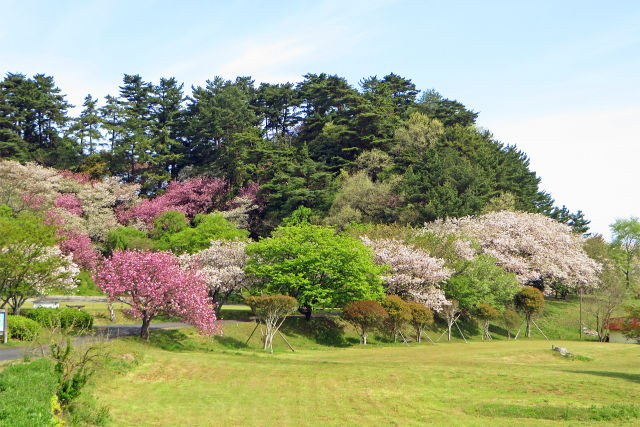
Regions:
[[69, 94, 103, 155], [474, 303, 499, 341], [246, 209, 385, 320], [501, 308, 521, 339], [245, 294, 298, 353], [406, 301, 434, 342], [442, 255, 520, 312], [610, 217, 640, 292], [514, 286, 545, 338], [381, 295, 412, 342]]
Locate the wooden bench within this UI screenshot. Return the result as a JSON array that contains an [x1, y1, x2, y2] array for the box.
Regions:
[[66, 304, 85, 310]]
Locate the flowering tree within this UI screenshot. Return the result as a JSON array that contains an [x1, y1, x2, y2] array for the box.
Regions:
[[361, 236, 451, 310], [116, 177, 230, 226], [180, 240, 249, 315], [423, 211, 601, 289], [0, 209, 78, 314], [94, 250, 220, 340], [57, 230, 102, 270]]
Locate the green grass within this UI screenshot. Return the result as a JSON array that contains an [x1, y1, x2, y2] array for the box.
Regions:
[[83, 318, 640, 426]]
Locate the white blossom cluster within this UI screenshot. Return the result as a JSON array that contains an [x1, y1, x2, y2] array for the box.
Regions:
[[361, 236, 451, 310], [423, 211, 601, 288], [180, 240, 249, 295]]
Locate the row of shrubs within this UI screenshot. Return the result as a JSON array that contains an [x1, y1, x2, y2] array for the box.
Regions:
[[7, 308, 93, 341], [0, 358, 62, 426]]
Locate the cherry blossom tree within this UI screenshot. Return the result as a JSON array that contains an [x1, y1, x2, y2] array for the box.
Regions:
[[361, 236, 451, 310], [180, 240, 249, 315], [116, 177, 230, 226], [57, 230, 102, 270], [94, 249, 220, 340], [423, 211, 601, 289]]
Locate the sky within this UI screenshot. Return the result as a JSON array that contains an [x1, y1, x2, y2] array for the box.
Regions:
[[1, 0, 639, 238]]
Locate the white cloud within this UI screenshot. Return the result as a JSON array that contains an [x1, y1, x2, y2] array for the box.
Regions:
[[481, 107, 640, 239]]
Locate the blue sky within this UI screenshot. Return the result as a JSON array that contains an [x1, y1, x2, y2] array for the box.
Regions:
[[1, 0, 639, 237]]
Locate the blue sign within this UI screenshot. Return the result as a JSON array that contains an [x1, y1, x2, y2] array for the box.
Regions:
[[0, 312, 4, 333]]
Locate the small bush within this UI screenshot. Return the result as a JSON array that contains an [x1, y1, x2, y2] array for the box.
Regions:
[[25, 307, 93, 330], [0, 358, 59, 426], [7, 315, 41, 341], [380, 296, 411, 342], [406, 301, 434, 342], [343, 300, 387, 345]]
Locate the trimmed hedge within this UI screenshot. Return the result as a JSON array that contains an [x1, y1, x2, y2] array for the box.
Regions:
[[0, 358, 59, 427], [25, 307, 93, 330], [7, 315, 41, 341]]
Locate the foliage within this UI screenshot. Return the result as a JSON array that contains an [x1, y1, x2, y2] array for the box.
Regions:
[[245, 294, 298, 352], [25, 307, 93, 330], [443, 255, 520, 311], [342, 300, 388, 344], [380, 295, 411, 342], [621, 306, 640, 342], [0, 358, 59, 427], [94, 249, 220, 339], [180, 240, 249, 315], [514, 286, 545, 337], [106, 226, 154, 254], [246, 218, 385, 319], [0, 208, 79, 314], [609, 217, 640, 292], [406, 301, 433, 342], [7, 315, 42, 340], [155, 212, 249, 254], [474, 303, 499, 341], [501, 308, 521, 339], [361, 236, 450, 309], [440, 300, 460, 341], [50, 337, 97, 407]]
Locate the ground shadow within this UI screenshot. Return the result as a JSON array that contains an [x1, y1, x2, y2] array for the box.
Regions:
[[564, 370, 640, 384], [279, 317, 349, 347], [215, 335, 250, 350], [144, 329, 191, 352]]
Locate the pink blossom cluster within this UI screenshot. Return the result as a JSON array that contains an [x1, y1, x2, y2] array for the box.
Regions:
[[21, 194, 45, 210], [117, 177, 230, 226], [59, 170, 95, 185], [55, 193, 83, 216], [95, 250, 221, 336], [57, 230, 101, 270]]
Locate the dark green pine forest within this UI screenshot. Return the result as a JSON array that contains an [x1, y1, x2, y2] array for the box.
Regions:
[[0, 72, 589, 235]]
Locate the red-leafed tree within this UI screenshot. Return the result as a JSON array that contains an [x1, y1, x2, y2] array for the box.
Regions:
[[94, 249, 221, 340]]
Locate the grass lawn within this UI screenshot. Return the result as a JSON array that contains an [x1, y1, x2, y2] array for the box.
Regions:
[[84, 319, 640, 426]]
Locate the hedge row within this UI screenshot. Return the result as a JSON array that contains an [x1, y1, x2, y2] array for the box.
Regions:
[[23, 307, 93, 330], [0, 358, 60, 427], [7, 316, 41, 341]]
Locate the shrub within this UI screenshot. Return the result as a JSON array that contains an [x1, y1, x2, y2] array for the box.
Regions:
[[380, 295, 412, 342], [0, 358, 59, 426], [7, 315, 41, 341], [25, 307, 93, 330], [501, 308, 521, 339], [407, 301, 434, 342], [246, 294, 298, 352], [475, 303, 499, 340], [514, 286, 545, 338], [343, 300, 388, 345]]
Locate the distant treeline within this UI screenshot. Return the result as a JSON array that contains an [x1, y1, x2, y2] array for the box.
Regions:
[[0, 72, 588, 234]]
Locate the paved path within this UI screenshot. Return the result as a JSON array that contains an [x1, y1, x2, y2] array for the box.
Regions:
[[0, 321, 243, 362]]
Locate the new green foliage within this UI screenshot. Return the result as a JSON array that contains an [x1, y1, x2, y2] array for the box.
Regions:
[[246, 208, 385, 319]]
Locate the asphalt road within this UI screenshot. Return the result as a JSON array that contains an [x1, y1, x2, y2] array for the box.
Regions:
[[0, 322, 204, 362]]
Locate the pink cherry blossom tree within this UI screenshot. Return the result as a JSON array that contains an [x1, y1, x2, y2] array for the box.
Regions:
[[94, 249, 221, 340], [57, 230, 102, 270], [361, 236, 451, 311], [116, 177, 230, 226]]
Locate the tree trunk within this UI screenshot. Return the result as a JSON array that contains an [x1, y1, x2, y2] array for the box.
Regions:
[[140, 316, 151, 340], [108, 303, 116, 323], [526, 315, 531, 338], [298, 305, 312, 321], [416, 327, 422, 343], [447, 321, 453, 341]]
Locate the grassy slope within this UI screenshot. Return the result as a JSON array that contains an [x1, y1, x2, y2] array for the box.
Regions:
[[87, 319, 640, 426]]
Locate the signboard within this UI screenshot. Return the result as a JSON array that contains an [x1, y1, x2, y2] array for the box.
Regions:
[[0, 309, 6, 343]]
